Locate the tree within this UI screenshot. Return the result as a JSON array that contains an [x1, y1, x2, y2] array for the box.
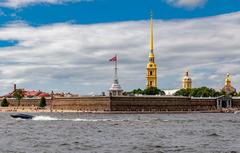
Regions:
[[174, 87, 225, 97], [222, 90, 237, 97], [174, 89, 191, 96], [132, 88, 144, 95], [13, 89, 24, 106], [1, 98, 9, 107], [143, 87, 165, 95], [124, 87, 165, 96], [39, 97, 47, 108]]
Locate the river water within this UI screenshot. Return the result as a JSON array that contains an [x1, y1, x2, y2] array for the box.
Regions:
[[0, 113, 240, 153]]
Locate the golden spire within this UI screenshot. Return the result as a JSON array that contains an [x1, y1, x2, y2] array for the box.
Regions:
[[146, 11, 157, 88], [185, 69, 189, 77], [150, 12, 154, 52]]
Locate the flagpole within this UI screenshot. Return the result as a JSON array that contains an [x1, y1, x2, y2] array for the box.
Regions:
[[115, 54, 117, 82]]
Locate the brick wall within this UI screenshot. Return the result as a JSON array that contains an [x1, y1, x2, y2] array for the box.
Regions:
[[0, 98, 51, 107], [4, 96, 240, 112], [190, 98, 216, 111], [233, 98, 240, 108], [110, 96, 192, 111], [52, 97, 110, 111]]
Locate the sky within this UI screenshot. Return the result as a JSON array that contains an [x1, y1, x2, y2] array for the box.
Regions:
[[0, 0, 239, 95]]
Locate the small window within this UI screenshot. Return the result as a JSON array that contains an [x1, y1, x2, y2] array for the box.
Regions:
[[150, 71, 153, 75], [150, 64, 152, 67], [150, 81, 153, 86]]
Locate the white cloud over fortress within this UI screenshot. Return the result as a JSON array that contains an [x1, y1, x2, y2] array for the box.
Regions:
[[0, 12, 239, 94]]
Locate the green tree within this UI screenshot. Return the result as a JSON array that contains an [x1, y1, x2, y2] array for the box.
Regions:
[[13, 89, 24, 106], [175, 87, 225, 97], [132, 88, 144, 95], [124, 88, 165, 96], [143, 87, 165, 95], [39, 97, 47, 108], [1, 98, 9, 107], [221, 90, 237, 97], [174, 89, 191, 96]]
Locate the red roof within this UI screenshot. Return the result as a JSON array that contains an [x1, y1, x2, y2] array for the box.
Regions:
[[1, 89, 51, 98], [24, 90, 41, 97], [38, 92, 50, 97]]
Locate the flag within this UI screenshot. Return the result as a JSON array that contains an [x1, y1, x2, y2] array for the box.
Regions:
[[109, 55, 117, 62]]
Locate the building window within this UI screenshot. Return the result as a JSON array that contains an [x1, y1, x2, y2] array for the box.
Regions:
[[150, 81, 152, 86], [150, 71, 153, 75]]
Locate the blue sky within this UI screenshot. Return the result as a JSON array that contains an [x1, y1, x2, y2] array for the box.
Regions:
[[0, 0, 239, 95], [0, 0, 240, 26]]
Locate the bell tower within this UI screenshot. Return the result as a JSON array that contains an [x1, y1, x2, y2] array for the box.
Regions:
[[182, 70, 192, 89], [146, 13, 157, 88]]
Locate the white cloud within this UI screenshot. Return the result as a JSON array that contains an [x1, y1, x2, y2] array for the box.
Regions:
[[0, 12, 240, 95], [165, 0, 207, 9], [0, 0, 90, 8]]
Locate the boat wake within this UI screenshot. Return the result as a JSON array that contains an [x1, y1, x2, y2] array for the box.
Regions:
[[234, 111, 240, 114], [32, 116, 59, 121], [32, 116, 131, 122]]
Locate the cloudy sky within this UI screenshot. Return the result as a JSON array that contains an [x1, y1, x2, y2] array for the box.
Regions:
[[0, 0, 239, 95]]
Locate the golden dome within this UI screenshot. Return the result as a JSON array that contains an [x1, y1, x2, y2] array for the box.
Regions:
[[225, 73, 231, 85]]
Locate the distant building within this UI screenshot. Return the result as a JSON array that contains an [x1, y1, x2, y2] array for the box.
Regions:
[[182, 70, 192, 89], [163, 89, 179, 96], [146, 14, 157, 88], [1, 84, 78, 98], [52, 92, 79, 98], [2, 84, 51, 98], [222, 73, 236, 94]]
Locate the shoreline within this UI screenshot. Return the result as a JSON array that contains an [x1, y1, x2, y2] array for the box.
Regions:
[[0, 107, 238, 114]]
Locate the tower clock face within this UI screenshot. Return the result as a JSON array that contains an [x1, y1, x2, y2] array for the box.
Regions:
[[150, 64, 152, 67]]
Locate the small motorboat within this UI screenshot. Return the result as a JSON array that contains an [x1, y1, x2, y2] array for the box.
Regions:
[[10, 114, 34, 120]]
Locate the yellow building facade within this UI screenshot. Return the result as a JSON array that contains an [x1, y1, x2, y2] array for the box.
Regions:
[[182, 71, 192, 89], [146, 15, 157, 88]]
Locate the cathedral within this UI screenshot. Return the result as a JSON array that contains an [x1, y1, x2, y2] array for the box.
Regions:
[[222, 73, 236, 95], [146, 14, 157, 88], [144, 14, 237, 95]]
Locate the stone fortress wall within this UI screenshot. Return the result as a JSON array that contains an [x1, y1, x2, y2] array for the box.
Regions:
[[232, 97, 240, 108], [51, 97, 110, 111], [5, 98, 52, 107], [2, 96, 240, 112]]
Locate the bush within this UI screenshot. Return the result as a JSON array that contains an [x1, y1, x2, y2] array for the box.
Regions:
[[39, 97, 47, 108], [1, 98, 9, 107]]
